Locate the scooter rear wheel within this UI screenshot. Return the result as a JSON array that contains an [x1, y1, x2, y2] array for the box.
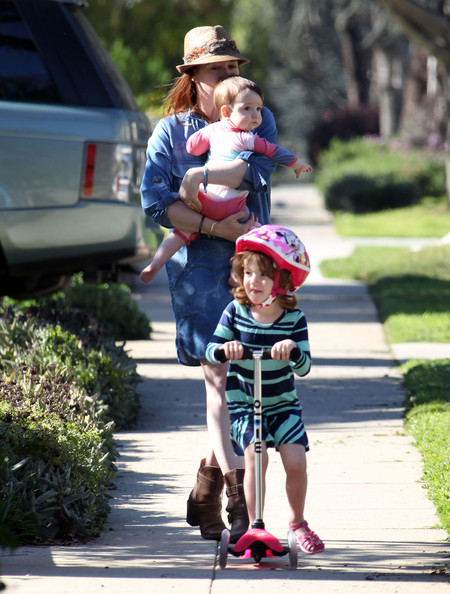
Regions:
[[287, 529, 298, 569], [219, 529, 230, 569]]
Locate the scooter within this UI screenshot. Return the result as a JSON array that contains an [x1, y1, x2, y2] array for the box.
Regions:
[[216, 347, 299, 569]]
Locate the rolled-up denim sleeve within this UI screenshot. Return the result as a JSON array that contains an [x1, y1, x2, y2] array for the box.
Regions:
[[140, 120, 181, 228], [238, 107, 278, 193]]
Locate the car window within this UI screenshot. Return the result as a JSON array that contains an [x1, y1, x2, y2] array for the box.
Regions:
[[0, 0, 139, 110], [0, 1, 60, 103], [71, 9, 139, 111]]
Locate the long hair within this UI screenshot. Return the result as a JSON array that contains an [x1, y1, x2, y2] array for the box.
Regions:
[[231, 251, 298, 310], [163, 69, 211, 121]]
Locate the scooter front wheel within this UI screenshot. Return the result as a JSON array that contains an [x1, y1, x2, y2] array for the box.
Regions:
[[219, 528, 230, 569], [287, 529, 298, 569]]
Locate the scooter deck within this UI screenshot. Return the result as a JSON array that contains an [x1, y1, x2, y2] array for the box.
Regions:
[[229, 528, 288, 561]]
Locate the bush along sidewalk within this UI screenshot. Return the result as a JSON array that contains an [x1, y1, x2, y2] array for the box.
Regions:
[[314, 137, 446, 214], [0, 276, 151, 545], [319, 244, 450, 538]]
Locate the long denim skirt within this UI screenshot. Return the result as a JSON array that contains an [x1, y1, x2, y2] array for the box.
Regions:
[[165, 236, 235, 366]]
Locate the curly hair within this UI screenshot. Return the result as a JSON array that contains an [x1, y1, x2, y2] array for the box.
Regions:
[[231, 251, 298, 310]]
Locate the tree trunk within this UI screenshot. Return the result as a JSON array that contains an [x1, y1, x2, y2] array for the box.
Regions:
[[374, 43, 409, 138], [375, 48, 396, 137], [338, 28, 360, 106], [336, 14, 373, 107]]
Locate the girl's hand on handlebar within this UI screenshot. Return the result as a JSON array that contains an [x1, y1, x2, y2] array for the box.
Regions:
[[222, 341, 244, 360], [271, 339, 297, 361]]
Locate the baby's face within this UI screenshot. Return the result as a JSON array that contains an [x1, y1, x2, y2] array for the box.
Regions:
[[228, 88, 263, 131]]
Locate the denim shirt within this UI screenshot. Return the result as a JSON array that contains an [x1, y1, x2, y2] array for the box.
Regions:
[[139, 107, 278, 365], [140, 107, 277, 229]]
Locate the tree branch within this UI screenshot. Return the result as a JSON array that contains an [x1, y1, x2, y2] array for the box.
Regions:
[[375, 0, 450, 70]]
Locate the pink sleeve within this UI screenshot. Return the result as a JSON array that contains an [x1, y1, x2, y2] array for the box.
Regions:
[[186, 128, 211, 156], [253, 135, 298, 167], [253, 135, 279, 158]]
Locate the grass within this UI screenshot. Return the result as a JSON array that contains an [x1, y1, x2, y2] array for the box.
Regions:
[[333, 196, 450, 237], [320, 244, 450, 343], [402, 359, 450, 536], [319, 221, 450, 538]]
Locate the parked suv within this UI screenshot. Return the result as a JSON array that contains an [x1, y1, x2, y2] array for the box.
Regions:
[[0, 0, 158, 299]]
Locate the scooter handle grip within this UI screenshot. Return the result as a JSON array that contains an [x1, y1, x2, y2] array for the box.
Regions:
[[215, 346, 300, 362]]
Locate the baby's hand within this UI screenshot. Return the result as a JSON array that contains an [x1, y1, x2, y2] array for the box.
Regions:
[[222, 341, 244, 360], [271, 339, 297, 361], [293, 161, 312, 179]]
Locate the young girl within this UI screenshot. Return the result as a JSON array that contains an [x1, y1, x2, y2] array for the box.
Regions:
[[140, 77, 311, 284], [205, 225, 324, 554]]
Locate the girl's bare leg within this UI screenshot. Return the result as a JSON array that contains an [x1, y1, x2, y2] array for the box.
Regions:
[[279, 443, 324, 552], [278, 443, 308, 537]]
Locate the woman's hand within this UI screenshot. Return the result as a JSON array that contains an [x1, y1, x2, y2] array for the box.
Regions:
[[271, 339, 297, 361], [222, 341, 244, 360], [179, 167, 203, 212], [213, 210, 256, 242]]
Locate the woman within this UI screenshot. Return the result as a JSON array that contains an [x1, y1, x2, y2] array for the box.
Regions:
[[140, 25, 277, 543]]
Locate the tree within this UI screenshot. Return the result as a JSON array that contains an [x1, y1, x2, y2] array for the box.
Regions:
[[84, 0, 236, 114], [258, 0, 349, 158], [373, 0, 450, 200]]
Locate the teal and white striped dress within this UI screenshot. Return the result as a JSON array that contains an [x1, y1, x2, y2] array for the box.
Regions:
[[206, 300, 311, 455]]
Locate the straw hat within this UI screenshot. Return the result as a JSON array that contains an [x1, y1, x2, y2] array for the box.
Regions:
[[176, 25, 249, 73]]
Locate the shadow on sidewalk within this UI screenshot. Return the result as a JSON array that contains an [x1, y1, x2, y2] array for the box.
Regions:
[[131, 373, 404, 433], [217, 539, 449, 582]]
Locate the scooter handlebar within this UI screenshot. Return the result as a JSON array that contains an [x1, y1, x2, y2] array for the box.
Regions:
[[215, 346, 300, 363]]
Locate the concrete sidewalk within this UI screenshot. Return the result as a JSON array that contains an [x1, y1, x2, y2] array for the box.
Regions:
[[2, 184, 449, 593]]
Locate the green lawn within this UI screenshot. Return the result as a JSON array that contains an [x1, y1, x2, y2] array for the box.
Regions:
[[333, 197, 450, 238], [319, 221, 450, 539], [402, 359, 450, 536], [320, 244, 450, 343]]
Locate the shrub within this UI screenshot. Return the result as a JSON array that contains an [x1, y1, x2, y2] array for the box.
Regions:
[[325, 175, 418, 213], [63, 275, 151, 340], [0, 399, 116, 543], [0, 316, 120, 544], [0, 308, 141, 430], [316, 138, 446, 213], [307, 105, 379, 164], [0, 273, 149, 545]]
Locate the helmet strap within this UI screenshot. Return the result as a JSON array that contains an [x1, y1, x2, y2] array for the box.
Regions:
[[256, 267, 287, 309]]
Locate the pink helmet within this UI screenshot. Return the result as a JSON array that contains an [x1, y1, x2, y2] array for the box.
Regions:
[[236, 225, 310, 291]]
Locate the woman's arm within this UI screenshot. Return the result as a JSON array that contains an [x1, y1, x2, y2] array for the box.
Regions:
[[178, 159, 248, 203], [179, 107, 277, 200], [140, 120, 183, 228], [176, 158, 255, 241], [166, 200, 255, 242], [177, 108, 278, 239]]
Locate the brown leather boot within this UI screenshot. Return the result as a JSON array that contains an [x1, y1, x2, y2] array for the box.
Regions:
[[186, 459, 226, 540], [224, 468, 249, 543]]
